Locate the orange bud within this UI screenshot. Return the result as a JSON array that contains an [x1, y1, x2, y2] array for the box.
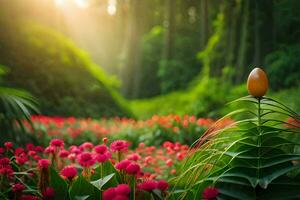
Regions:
[[247, 67, 269, 97]]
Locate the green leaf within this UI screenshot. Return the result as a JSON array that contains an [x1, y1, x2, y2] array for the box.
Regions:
[[74, 196, 89, 200], [90, 173, 115, 191], [70, 176, 98, 200], [49, 167, 68, 200]]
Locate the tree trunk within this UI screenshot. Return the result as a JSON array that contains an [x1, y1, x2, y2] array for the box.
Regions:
[[119, 0, 143, 98], [253, 0, 261, 65], [235, 0, 250, 83], [200, 0, 209, 49], [162, 0, 175, 61]]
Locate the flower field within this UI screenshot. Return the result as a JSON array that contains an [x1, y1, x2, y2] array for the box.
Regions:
[[26, 115, 233, 147], [1, 114, 233, 200]]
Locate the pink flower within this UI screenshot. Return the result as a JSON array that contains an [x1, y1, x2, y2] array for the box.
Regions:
[[138, 180, 157, 192], [0, 157, 10, 166], [157, 180, 169, 191], [94, 145, 108, 154], [50, 139, 64, 148], [38, 159, 50, 169], [26, 143, 35, 151], [42, 187, 55, 199], [16, 154, 29, 166], [14, 148, 25, 156], [202, 187, 219, 200], [44, 146, 55, 154], [69, 146, 81, 154], [59, 150, 69, 158], [110, 140, 129, 152], [61, 166, 77, 181], [12, 183, 25, 192], [35, 146, 44, 153], [28, 150, 36, 157], [125, 163, 140, 175], [103, 187, 116, 200], [112, 195, 128, 200], [115, 160, 131, 171], [115, 184, 130, 195], [0, 147, 5, 154], [0, 166, 14, 177], [127, 153, 140, 161], [80, 142, 94, 151], [4, 142, 13, 150], [96, 152, 111, 163], [103, 185, 130, 200], [77, 152, 96, 167]]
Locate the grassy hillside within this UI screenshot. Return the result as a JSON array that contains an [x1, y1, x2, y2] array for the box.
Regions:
[[0, 21, 131, 118], [130, 76, 300, 119]]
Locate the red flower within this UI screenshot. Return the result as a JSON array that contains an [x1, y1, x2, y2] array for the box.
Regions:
[[16, 154, 29, 166], [166, 159, 173, 167], [112, 195, 128, 200], [115, 160, 131, 170], [42, 187, 55, 200], [125, 163, 140, 175], [115, 184, 130, 195], [38, 159, 50, 169], [14, 148, 25, 156], [0, 157, 10, 166], [77, 152, 96, 167], [50, 139, 64, 148], [12, 183, 25, 192], [61, 165, 77, 181], [127, 153, 140, 161], [35, 146, 44, 153], [59, 150, 69, 158], [202, 187, 219, 200], [26, 143, 35, 151], [157, 180, 169, 191], [96, 152, 111, 163], [103, 137, 109, 144], [44, 146, 55, 154], [80, 142, 94, 150], [103, 187, 116, 200], [0, 147, 5, 154], [94, 145, 108, 154], [4, 142, 13, 150], [138, 180, 157, 192], [110, 140, 129, 152]]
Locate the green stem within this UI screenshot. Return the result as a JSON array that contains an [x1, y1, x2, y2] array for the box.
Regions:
[[100, 163, 103, 178], [132, 177, 136, 200], [257, 97, 262, 181], [117, 151, 121, 162], [257, 97, 262, 149]]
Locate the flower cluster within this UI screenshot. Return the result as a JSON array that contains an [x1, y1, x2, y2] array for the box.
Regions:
[[0, 138, 198, 199], [24, 115, 229, 146]]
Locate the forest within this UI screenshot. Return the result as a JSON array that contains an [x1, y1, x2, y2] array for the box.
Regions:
[[0, 0, 299, 200]]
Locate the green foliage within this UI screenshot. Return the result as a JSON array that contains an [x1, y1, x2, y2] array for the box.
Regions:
[[49, 167, 68, 200], [272, 87, 300, 114], [171, 96, 300, 199], [130, 77, 247, 119], [0, 21, 130, 118], [265, 45, 300, 90], [0, 86, 39, 144], [138, 26, 163, 98]]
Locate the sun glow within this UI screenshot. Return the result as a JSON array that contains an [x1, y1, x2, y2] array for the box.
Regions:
[[107, 0, 117, 16], [54, 0, 89, 8]]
